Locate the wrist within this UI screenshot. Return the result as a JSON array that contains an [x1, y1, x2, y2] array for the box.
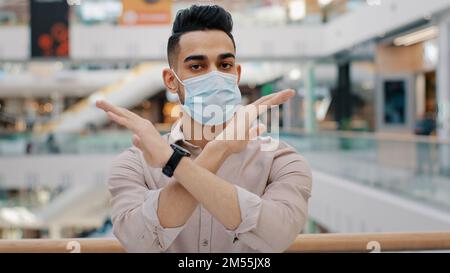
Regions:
[[162, 143, 191, 177], [161, 145, 173, 167]]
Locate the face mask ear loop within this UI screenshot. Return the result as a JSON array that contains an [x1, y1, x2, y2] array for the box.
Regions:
[[171, 69, 185, 87]]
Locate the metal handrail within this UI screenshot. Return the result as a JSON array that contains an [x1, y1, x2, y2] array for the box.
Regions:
[[0, 232, 449, 253], [283, 128, 450, 145]]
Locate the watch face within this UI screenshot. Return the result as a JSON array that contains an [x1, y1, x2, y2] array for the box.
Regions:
[[171, 143, 191, 157], [163, 144, 190, 178]]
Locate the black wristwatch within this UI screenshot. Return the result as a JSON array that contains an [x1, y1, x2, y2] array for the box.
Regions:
[[162, 143, 191, 177]]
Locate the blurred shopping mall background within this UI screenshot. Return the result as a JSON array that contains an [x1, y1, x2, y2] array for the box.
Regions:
[[1, 0, 450, 241]]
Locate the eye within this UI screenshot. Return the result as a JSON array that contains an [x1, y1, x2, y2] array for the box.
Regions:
[[220, 62, 233, 70], [190, 64, 203, 71]]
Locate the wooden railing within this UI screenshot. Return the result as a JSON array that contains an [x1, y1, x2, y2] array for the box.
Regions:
[[1, 232, 450, 253]]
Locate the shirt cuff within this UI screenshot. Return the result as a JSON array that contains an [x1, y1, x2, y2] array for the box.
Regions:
[[142, 188, 186, 250], [226, 185, 262, 241]]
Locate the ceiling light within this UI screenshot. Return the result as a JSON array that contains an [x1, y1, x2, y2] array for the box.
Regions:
[[289, 0, 306, 21], [393, 26, 439, 47], [318, 0, 333, 7], [289, 68, 302, 81]]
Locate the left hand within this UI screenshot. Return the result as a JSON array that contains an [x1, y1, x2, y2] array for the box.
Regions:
[[96, 100, 172, 168]]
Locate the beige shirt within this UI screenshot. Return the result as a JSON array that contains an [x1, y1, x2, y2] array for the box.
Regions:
[[108, 121, 312, 253]]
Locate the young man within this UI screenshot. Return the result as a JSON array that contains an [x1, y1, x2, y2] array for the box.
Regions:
[[96, 5, 312, 253]]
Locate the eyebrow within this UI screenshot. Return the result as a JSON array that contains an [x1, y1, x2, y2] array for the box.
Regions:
[[184, 55, 207, 63], [218, 53, 235, 60], [183, 53, 236, 63]]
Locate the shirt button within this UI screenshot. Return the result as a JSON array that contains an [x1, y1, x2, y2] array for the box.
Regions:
[[201, 239, 209, 247]]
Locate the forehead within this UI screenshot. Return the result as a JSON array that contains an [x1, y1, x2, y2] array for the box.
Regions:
[[177, 30, 235, 61]]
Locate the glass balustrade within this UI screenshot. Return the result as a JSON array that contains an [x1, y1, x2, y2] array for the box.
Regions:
[[1, 129, 450, 213]]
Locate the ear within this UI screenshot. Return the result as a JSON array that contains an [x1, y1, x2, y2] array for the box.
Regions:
[[236, 64, 242, 85], [162, 68, 178, 94]]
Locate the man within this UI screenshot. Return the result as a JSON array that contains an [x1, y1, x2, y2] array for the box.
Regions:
[[96, 5, 312, 253]]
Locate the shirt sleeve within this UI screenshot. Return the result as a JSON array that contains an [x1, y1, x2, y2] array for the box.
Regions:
[[108, 147, 186, 253], [226, 142, 313, 252]]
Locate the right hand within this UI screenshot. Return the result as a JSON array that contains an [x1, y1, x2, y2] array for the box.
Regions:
[[96, 100, 173, 168], [212, 89, 295, 155]]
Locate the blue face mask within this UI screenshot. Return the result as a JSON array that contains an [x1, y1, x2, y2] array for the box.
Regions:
[[172, 70, 242, 126]]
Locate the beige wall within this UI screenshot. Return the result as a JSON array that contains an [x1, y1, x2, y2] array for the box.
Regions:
[[375, 44, 425, 75]]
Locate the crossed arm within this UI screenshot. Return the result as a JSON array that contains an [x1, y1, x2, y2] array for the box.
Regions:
[[98, 89, 312, 252], [154, 140, 238, 230], [97, 90, 294, 231]]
